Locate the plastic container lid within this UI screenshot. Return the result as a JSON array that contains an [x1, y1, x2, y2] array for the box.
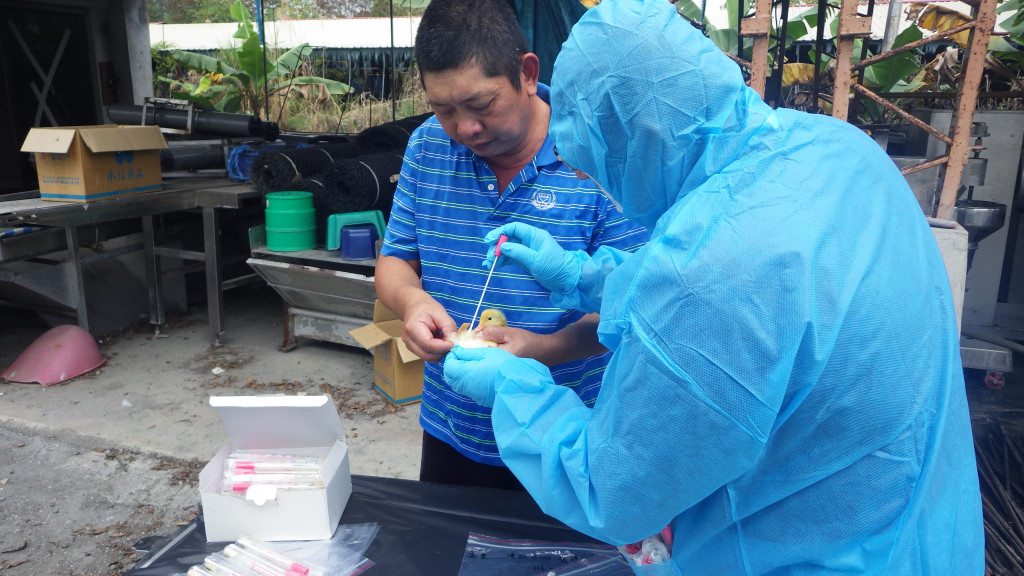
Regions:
[[265, 191, 314, 210], [326, 211, 385, 251]]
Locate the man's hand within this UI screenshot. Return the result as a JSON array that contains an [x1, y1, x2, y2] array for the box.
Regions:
[[400, 297, 458, 363], [478, 325, 549, 359], [479, 313, 607, 367], [375, 255, 458, 363]]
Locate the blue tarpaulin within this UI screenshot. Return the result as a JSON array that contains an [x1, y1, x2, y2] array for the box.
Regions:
[[513, 0, 588, 85]]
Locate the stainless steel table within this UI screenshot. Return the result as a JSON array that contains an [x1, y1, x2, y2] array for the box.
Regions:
[[246, 225, 377, 350], [0, 178, 261, 344]]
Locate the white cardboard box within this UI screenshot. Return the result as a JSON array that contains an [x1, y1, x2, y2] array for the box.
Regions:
[[199, 395, 352, 542]]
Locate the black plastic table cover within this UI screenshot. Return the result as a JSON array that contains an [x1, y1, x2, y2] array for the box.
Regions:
[[126, 474, 609, 576]]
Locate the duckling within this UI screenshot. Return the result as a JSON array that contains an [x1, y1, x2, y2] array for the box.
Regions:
[[447, 308, 507, 348], [476, 308, 507, 328]]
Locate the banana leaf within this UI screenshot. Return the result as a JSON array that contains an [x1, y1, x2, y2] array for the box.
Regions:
[[916, 5, 971, 48], [170, 50, 241, 76], [782, 63, 816, 86], [862, 26, 924, 91], [288, 77, 353, 95]]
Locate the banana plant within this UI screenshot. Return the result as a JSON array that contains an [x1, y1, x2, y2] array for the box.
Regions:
[[822, 20, 927, 123], [675, 0, 927, 121], [916, 2, 1024, 92], [161, 0, 352, 118], [674, 0, 745, 56], [997, 0, 1024, 53], [673, 0, 831, 101]]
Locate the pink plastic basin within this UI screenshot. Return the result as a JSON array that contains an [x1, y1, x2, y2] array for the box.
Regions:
[[1, 324, 105, 386]]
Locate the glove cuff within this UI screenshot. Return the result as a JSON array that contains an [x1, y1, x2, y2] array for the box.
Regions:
[[548, 250, 599, 313], [495, 357, 551, 397]]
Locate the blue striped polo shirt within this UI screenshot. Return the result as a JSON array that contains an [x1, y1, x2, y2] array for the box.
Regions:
[[381, 84, 649, 466]]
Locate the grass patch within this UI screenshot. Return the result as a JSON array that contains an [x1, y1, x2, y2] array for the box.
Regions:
[[267, 64, 431, 134]]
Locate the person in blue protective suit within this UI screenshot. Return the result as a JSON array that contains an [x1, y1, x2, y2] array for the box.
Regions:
[[442, 0, 985, 573]]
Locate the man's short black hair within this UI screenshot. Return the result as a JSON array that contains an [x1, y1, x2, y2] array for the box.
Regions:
[[415, 0, 529, 91]]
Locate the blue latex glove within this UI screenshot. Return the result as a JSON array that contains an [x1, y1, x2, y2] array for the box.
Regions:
[[483, 223, 586, 298], [444, 345, 547, 408]]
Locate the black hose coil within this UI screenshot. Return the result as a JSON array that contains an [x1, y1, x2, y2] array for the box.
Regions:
[[250, 142, 360, 193]]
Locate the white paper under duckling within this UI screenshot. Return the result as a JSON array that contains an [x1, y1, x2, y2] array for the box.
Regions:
[[447, 309, 507, 348]]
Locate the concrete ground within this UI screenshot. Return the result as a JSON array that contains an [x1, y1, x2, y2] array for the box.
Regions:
[[0, 284, 421, 575]]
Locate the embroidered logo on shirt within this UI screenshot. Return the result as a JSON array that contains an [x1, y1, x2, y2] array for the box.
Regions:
[[531, 191, 556, 210]]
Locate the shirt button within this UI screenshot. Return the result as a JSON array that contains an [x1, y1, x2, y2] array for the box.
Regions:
[[487, 184, 495, 191]]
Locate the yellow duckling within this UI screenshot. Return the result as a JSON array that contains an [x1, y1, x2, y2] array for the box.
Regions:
[[448, 308, 507, 348], [476, 308, 507, 328]]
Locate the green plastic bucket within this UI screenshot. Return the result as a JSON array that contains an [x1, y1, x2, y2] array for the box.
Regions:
[[265, 191, 316, 251]]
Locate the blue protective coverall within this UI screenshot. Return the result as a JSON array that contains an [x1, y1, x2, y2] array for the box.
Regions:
[[442, 0, 984, 573]]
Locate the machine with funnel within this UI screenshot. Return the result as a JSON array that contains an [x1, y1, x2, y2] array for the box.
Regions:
[[951, 123, 1007, 274], [897, 116, 1018, 387], [953, 200, 1006, 273], [944, 121, 1014, 388], [952, 196, 1013, 388]]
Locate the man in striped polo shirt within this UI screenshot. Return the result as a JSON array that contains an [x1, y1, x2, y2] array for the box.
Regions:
[[375, 0, 649, 489]]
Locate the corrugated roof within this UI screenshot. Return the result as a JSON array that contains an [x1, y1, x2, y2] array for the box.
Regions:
[[150, 17, 420, 50]]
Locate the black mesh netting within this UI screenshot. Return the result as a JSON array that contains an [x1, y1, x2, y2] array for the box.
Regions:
[[250, 142, 360, 193], [316, 152, 404, 235], [291, 176, 327, 196], [395, 112, 435, 131], [354, 112, 434, 153]]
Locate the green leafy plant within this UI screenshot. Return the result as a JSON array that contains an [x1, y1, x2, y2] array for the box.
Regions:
[[675, 0, 745, 56], [151, 41, 179, 99], [674, 0, 836, 99], [926, 2, 1024, 98], [675, 0, 934, 122], [161, 0, 352, 118], [821, 21, 928, 123]]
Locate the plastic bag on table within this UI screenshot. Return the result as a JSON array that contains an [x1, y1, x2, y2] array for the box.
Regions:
[[458, 532, 633, 576], [617, 526, 672, 567], [269, 522, 380, 575], [199, 537, 330, 576]]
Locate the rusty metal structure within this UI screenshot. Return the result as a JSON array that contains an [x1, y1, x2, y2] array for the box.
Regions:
[[733, 0, 998, 220]]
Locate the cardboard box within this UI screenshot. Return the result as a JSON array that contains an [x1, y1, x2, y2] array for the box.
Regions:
[[349, 300, 424, 405], [199, 395, 352, 542], [20, 124, 167, 202]]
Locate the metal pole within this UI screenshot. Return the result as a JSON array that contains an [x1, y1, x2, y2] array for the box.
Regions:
[[882, 0, 903, 52], [935, 0, 997, 220], [832, 0, 872, 121], [390, 0, 397, 121], [811, 0, 827, 114], [739, 0, 772, 98], [255, 0, 270, 121]]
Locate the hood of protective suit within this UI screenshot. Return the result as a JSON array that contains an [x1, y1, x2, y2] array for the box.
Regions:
[[549, 0, 773, 230]]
